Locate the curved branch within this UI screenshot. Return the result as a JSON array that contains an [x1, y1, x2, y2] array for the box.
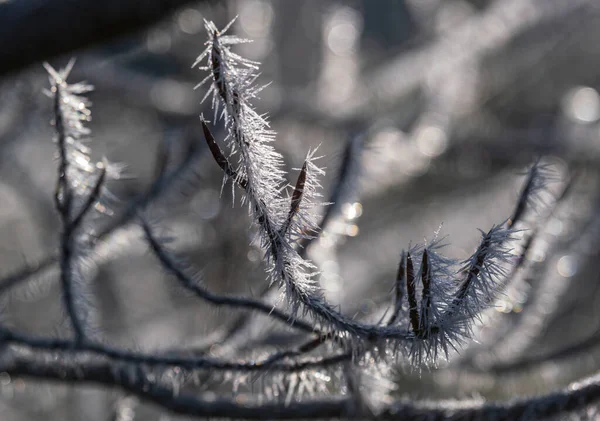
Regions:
[[140, 218, 318, 335], [3, 343, 600, 420], [0, 329, 349, 373]]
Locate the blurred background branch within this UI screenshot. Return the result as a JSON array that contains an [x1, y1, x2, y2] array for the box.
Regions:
[[0, 0, 217, 77]]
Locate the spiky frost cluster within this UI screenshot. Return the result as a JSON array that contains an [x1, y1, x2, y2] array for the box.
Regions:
[[194, 20, 324, 308], [194, 20, 286, 213], [196, 20, 524, 366], [401, 226, 516, 365]]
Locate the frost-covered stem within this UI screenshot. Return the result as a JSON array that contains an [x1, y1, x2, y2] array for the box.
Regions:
[[71, 165, 106, 229], [0, 348, 350, 419], [202, 23, 399, 343], [59, 208, 85, 343], [454, 234, 490, 308], [0, 132, 202, 296], [53, 84, 71, 215], [509, 159, 557, 227], [3, 337, 600, 420], [52, 82, 85, 343], [424, 227, 495, 338], [0, 328, 348, 373], [199, 124, 358, 353], [509, 161, 539, 227], [211, 30, 229, 104], [139, 219, 317, 334]]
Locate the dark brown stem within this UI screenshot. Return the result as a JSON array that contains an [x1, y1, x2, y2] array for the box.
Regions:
[[419, 249, 432, 336], [387, 251, 405, 326], [280, 161, 307, 236], [201, 119, 248, 190], [406, 252, 420, 335]]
